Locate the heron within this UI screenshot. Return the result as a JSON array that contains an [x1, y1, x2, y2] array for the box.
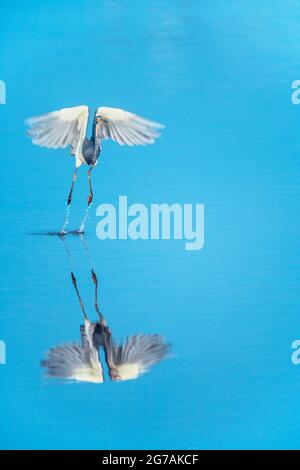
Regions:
[[41, 238, 170, 383], [25, 105, 164, 209], [41, 271, 106, 383]]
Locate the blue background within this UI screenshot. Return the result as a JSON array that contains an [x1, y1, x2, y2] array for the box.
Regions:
[[1, 0, 300, 450]]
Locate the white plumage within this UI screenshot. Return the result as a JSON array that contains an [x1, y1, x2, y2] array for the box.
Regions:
[[25, 105, 164, 210], [26, 105, 164, 166], [95, 106, 164, 146], [105, 334, 171, 382], [41, 318, 104, 383]]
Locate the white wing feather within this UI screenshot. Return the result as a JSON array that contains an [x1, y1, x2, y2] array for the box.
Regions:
[[41, 319, 103, 383], [41, 342, 103, 383], [25, 105, 89, 151], [96, 106, 164, 146], [105, 334, 170, 381]]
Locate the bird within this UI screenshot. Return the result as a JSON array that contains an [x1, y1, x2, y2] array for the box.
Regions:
[[42, 327, 170, 383], [41, 271, 106, 383], [41, 267, 170, 383], [25, 105, 164, 207]]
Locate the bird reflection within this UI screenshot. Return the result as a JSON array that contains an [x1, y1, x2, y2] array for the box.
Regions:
[[41, 236, 170, 383]]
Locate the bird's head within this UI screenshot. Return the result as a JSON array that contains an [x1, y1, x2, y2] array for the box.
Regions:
[[94, 111, 108, 139], [95, 111, 109, 124]]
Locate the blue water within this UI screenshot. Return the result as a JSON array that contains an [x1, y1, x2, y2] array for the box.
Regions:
[[1, 0, 300, 450]]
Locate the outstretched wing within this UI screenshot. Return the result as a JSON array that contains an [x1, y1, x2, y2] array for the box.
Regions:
[[105, 334, 170, 381], [41, 342, 103, 383], [96, 106, 164, 146], [25, 105, 89, 151]]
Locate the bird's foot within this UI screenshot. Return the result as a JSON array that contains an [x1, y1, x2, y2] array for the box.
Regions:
[[87, 194, 93, 206]]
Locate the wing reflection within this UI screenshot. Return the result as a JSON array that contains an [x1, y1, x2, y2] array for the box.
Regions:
[[41, 236, 171, 383], [105, 334, 171, 382]]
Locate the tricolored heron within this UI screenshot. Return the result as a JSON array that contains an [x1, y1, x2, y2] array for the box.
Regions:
[[26, 105, 164, 208], [41, 238, 170, 383]]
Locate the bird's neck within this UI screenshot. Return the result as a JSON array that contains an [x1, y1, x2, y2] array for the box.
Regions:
[[91, 123, 101, 142], [92, 120, 100, 138], [91, 124, 102, 149]]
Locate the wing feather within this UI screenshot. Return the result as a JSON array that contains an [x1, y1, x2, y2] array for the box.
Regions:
[[122, 123, 154, 144], [41, 342, 103, 383], [96, 106, 164, 146], [105, 334, 170, 381], [113, 122, 128, 145], [25, 105, 89, 152]]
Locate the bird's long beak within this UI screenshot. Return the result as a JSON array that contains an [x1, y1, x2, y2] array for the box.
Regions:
[[96, 117, 108, 123]]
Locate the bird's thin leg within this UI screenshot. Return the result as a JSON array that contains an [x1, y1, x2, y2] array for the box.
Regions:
[[71, 272, 88, 320], [67, 168, 78, 206], [87, 166, 93, 206], [91, 269, 106, 327]]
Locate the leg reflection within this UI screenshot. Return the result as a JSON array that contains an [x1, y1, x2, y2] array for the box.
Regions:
[[41, 235, 171, 383]]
